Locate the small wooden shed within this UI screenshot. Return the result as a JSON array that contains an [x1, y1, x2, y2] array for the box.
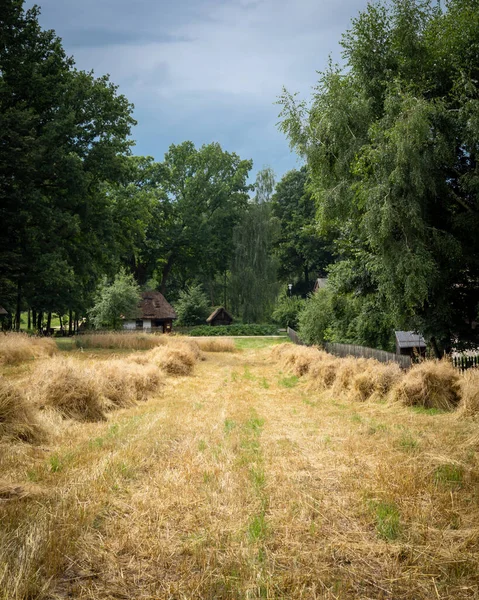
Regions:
[[123, 291, 177, 333], [395, 331, 427, 358], [206, 307, 233, 327]]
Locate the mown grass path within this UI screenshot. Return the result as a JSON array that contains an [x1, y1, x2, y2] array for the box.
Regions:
[[2, 346, 479, 599]]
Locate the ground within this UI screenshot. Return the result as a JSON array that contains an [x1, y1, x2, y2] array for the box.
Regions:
[[1, 340, 479, 599]]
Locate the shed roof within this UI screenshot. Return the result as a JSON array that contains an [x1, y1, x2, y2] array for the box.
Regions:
[[206, 307, 233, 323], [395, 331, 426, 348], [0, 305, 8, 316], [128, 291, 177, 321]]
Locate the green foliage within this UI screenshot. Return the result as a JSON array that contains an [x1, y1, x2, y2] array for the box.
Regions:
[[189, 324, 278, 337], [272, 167, 332, 292], [271, 295, 306, 329], [175, 284, 210, 326], [89, 270, 141, 330], [0, 1, 135, 326], [230, 169, 280, 323], [279, 0, 479, 353]]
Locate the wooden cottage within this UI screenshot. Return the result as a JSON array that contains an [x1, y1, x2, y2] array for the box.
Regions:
[[395, 331, 427, 358], [123, 291, 177, 333], [206, 307, 233, 327]]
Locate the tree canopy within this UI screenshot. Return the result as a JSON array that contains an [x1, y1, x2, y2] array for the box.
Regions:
[[279, 0, 479, 353]]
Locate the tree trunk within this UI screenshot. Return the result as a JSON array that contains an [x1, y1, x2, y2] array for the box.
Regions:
[[160, 254, 175, 295], [37, 312, 43, 334], [27, 309, 31, 330], [15, 282, 21, 332], [46, 312, 52, 335], [68, 310, 73, 336], [74, 312, 79, 334], [59, 314, 63, 334], [32, 309, 37, 332], [430, 336, 442, 359]]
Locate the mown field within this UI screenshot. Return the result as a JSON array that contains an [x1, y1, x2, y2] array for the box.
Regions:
[[1, 334, 479, 599]]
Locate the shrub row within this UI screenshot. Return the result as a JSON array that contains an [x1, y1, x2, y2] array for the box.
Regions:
[[189, 324, 279, 336]]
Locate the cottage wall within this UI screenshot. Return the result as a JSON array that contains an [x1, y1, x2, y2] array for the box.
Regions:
[[143, 319, 152, 329], [123, 321, 136, 330]]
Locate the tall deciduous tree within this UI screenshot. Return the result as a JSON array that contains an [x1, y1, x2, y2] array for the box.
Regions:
[[279, 0, 479, 353], [272, 167, 333, 293], [0, 1, 136, 327], [230, 168, 280, 323]]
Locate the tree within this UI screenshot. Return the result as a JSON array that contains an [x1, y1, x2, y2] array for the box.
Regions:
[[271, 295, 306, 330], [130, 142, 252, 296], [0, 1, 136, 328], [272, 167, 333, 294], [89, 270, 141, 330], [279, 0, 479, 353], [230, 168, 280, 323], [174, 284, 210, 326]]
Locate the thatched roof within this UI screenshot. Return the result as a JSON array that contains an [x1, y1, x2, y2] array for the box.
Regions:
[[0, 305, 8, 316], [206, 307, 233, 323], [132, 291, 177, 320]]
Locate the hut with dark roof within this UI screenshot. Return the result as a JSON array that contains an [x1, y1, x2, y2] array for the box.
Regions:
[[206, 307, 233, 327], [123, 291, 177, 333], [395, 331, 427, 358]]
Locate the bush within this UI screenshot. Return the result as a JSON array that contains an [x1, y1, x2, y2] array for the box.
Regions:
[[175, 284, 210, 326], [271, 295, 306, 329], [89, 270, 141, 330], [189, 324, 278, 336]]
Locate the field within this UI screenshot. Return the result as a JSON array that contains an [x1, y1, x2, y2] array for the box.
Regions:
[[1, 335, 479, 599]]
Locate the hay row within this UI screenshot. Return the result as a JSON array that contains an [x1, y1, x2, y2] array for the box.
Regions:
[[272, 344, 474, 414], [0, 337, 204, 443], [0, 333, 57, 365]]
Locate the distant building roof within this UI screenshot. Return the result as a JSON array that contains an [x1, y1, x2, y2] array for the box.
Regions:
[[395, 331, 426, 349], [0, 305, 8, 316], [313, 278, 328, 293], [206, 307, 233, 323], [125, 291, 177, 321]]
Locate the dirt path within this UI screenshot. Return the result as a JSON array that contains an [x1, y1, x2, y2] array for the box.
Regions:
[[2, 347, 479, 599]]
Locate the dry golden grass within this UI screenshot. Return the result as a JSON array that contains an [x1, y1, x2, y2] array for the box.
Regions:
[[458, 369, 479, 418], [32, 357, 106, 422], [0, 377, 45, 442], [75, 332, 169, 350], [350, 361, 403, 402], [391, 360, 461, 410], [1, 342, 479, 599], [0, 332, 57, 365], [195, 337, 236, 353], [144, 343, 197, 376]]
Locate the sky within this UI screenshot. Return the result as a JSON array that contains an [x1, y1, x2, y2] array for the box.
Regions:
[[26, 0, 370, 182]]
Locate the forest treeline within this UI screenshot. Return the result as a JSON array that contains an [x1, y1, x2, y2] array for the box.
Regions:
[[0, 1, 328, 332], [2, 0, 479, 355]]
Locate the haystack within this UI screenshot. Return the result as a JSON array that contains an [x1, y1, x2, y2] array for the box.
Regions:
[[458, 369, 479, 418], [33, 358, 106, 422], [195, 338, 236, 353], [0, 378, 45, 442], [0, 332, 57, 365], [390, 360, 461, 410]]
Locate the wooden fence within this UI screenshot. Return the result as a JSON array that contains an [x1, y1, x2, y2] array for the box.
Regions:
[[287, 327, 411, 369]]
